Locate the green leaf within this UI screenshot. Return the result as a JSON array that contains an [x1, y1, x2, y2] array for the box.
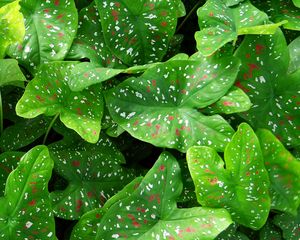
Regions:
[[71, 152, 232, 240], [216, 224, 250, 240], [0, 0, 15, 8], [7, 0, 78, 72], [187, 123, 271, 230], [273, 208, 300, 240], [235, 30, 300, 147], [288, 36, 300, 73], [293, 0, 300, 7], [49, 133, 136, 220], [259, 221, 283, 240], [256, 129, 300, 215], [105, 58, 240, 152], [224, 0, 245, 7], [0, 151, 23, 195], [202, 86, 252, 115], [0, 0, 25, 58], [96, 0, 185, 65], [16, 62, 104, 143], [195, 0, 282, 56], [0, 59, 25, 88], [0, 146, 55, 239]]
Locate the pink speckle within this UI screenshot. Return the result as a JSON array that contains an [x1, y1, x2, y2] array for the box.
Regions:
[[28, 200, 36, 206], [54, 0, 60, 6], [72, 160, 80, 167]]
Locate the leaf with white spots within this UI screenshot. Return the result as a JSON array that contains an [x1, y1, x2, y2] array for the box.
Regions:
[[0, 0, 25, 58], [202, 86, 252, 115], [0, 116, 50, 151], [0, 151, 23, 195], [259, 221, 283, 240], [6, 0, 78, 72], [96, 0, 186, 65], [216, 223, 250, 240], [0, 146, 55, 239], [288, 36, 300, 73], [235, 30, 300, 147], [105, 59, 240, 152], [195, 0, 283, 56], [187, 123, 271, 230], [0, 59, 26, 88], [252, 0, 300, 31], [72, 152, 232, 240], [49, 133, 136, 220], [257, 129, 300, 215], [16, 62, 104, 143]]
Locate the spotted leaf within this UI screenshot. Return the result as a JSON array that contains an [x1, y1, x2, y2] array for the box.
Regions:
[[289, 36, 300, 73], [0, 146, 55, 239], [0, 0, 25, 58], [195, 0, 283, 56], [216, 223, 250, 240], [235, 30, 300, 147], [187, 123, 271, 229], [72, 152, 232, 240], [6, 0, 78, 72], [257, 129, 300, 215], [105, 59, 240, 152], [259, 221, 283, 240], [16, 62, 103, 143], [96, 0, 186, 66], [0, 59, 26, 88], [0, 151, 24, 195], [49, 133, 136, 220]]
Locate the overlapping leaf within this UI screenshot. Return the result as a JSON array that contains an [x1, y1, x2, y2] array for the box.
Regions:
[[105, 58, 240, 152], [195, 0, 283, 56], [71, 152, 232, 240], [257, 129, 300, 215], [0, 0, 15, 8], [0, 146, 55, 239], [7, 0, 78, 72], [96, 0, 186, 65], [16, 62, 103, 143], [187, 123, 271, 229], [259, 221, 282, 240], [216, 224, 250, 240], [235, 30, 300, 147], [289, 36, 300, 73], [49, 133, 136, 219], [0, 59, 25, 88]]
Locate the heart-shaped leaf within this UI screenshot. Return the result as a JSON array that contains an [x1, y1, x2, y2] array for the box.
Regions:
[[187, 123, 271, 229], [105, 58, 240, 152], [0, 0, 25, 58], [7, 0, 78, 72], [289, 36, 300, 73], [0, 59, 26, 88], [235, 30, 300, 147], [195, 0, 282, 56], [0, 146, 55, 239], [49, 133, 136, 220], [0, 151, 23, 195], [96, 0, 186, 65], [256, 129, 300, 215], [16, 62, 104, 143], [71, 151, 233, 239]]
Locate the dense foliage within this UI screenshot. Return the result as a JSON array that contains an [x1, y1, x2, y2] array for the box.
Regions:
[[0, 0, 299, 239]]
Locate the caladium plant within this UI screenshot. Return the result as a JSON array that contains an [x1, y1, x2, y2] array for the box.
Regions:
[[0, 0, 299, 239]]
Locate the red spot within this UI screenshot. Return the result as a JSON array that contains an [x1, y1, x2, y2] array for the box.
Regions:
[[111, 31, 116, 36], [127, 214, 135, 220], [209, 12, 214, 17], [146, 86, 151, 92], [246, 171, 251, 176], [132, 221, 141, 227], [133, 120, 139, 126], [160, 10, 167, 16], [115, 2, 121, 7], [159, 165, 165, 171], [57, 14, 64, 19], [46, 25, 52, 29], [96, 213, 101, 218], [92, 130, 97, 135], [17, 44, 23, 51], [54, 0, 59, 6], [152, 80, 157, 87], [72, 160, 80, 167], [201, 74, 208, 80], [28, 200, 36, 206], [245, 53, 251, 58], [168, 237, 175, 240], [76, 200, 83, 212], [181, 89, 187, 94], [87, 192, 93, 198], [146, 122, 152, 127], [235, 81, 250, 92], [168, 116, 174, 121], [84, 73, 89, 78], [161, 21, 167, 27], [255, 170, 259, 175], [201, 223, 213, 228], [175, 128, 180, 136], [36, 95, 44, 102], [223, 101, 234, 106], [155, 124, 161, 130], [143, 219, 148, 224], [209, 177, 218, 185], [205, 169, 215, 174], [60, 207, 66, 212], [111, 10, 119, 21], [76, 108, 82, 116], [43, 9, 50, 13], [255, 44, 265, 54], [185, 227, 196, 233]]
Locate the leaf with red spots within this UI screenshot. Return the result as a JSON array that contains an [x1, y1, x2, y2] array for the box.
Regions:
[[195, 0, 284, 56], [0, 1, 25, 58], [6, 0, 77, 72], [71, 152, 232, 240], [49, 133, 136, 220], [187, 123, 271, 230], [288, 36, 300, 73], [105, 58, 240, 152], [235, 30, 300, 147], [15, 62, 104, 143], [252, 0, 300, 30], [0, 146, 55, 239], [0, 151, 23, 195], [257, 129, 300, 215], [96, 0, 186, 66], [202, 86, 252, 115]]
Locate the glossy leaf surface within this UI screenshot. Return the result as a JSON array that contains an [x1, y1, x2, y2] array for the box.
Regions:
[[0, 59, 25, 87]]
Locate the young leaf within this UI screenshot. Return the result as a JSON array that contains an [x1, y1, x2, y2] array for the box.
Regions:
[[0, 59, 25, 88], [288, 36, 300, 73], [71, 152, 232, 240], [195, 0, 281, 56], [49, 133, 136, 220], [0, 0, 25, 58], [187, 123, 271, 230], [0, 146, 55, 239], [16, 62, 103, 143], [6, 0, 78, 72], [256, 129, 300, 215], [105, 59, 240, 152], [96, 0, 186, 65]]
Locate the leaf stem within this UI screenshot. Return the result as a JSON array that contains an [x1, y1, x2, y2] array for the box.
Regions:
[[176, 1, 203, 34], [43, 113, 59, 145], [0, 90, 2, 135]]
